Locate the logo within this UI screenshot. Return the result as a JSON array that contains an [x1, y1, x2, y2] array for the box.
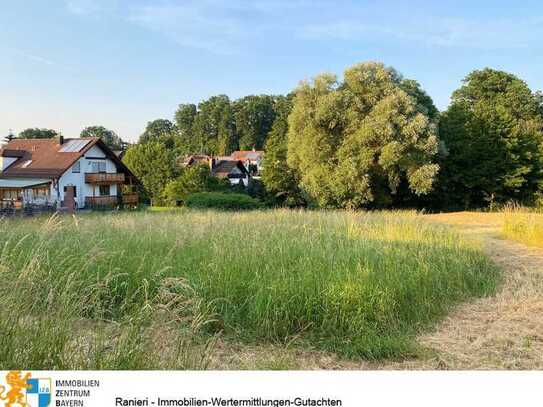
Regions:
[[0, 371, 51, 407]]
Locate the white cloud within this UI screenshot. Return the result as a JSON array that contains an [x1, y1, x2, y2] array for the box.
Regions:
[[66, 0, 100, 15], [128, 2, 243, 54], [126, 0, 314, 54], [13, 49, 56, 66], [300, 16, 543, 50], [65, 0, 120, 16], [65, 1, 543, 53]]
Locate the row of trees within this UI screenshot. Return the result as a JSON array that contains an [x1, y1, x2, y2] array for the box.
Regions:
[[266, 63, 543, 210], [11, 61, 543, 210], [136, 94, 284, 156]]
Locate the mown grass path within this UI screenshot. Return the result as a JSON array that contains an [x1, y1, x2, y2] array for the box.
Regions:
[[211, 213, 543, 369], [414, 213, 543, 369]]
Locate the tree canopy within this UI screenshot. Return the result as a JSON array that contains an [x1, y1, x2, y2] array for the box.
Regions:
[[118, 62, 543, 210], [287, 62, 439, 208], [234, 95, 276, 150], [139, 119, 175, 145], [122, 141, 177, 205], [81, 126, 124, 150], [18, 128, 58, 139], [171, 94, 283, 156], [437, 68, 543, 208], [261, 95, 304, 206]]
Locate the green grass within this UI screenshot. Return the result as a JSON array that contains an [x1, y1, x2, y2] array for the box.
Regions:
[[0, 209, 499, 369]]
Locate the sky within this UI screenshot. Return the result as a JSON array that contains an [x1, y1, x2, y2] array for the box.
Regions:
[[1, 0, 542, 143]]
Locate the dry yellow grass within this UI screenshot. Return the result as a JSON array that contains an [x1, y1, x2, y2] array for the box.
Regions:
[[502, 209, 543, 248]]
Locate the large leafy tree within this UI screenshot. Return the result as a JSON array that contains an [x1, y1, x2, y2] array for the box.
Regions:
[[261, 95, 304, 206], [123, 141, 177, 205], [437, 68, 543, 208], [174, 104, 198, 154], [18, 128, 58, 139], [139, 119, 175, 144], [191, 95, 237, 155], [81, 126, 124, 150], [287, 62, 439, 208], [234, 95, 276, 150]]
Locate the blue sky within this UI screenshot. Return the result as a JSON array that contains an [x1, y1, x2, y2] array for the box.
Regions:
[[1, 0, 542, 142]]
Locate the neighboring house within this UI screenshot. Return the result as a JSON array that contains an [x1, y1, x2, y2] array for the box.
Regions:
[[180, 154, 250, 187], [0, 136, 139, 209], [210, 158, 250, 186], [230, 150, 264, 176]]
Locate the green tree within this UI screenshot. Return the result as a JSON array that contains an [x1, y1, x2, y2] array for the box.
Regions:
[[174, 104, 198, 153], [81, 126, 124, 150], [536, 91, 543, 116], [261, 95, 304, 206], [18, 128, 58, 139], [192, 95, 237, 155], [437, 68, 543, 208], [162, 164, 230, 206], [287, 62, 439, 209], [234, 95, 276, 150], [139, 119, 175, 144], [123, 141, 177, 205]]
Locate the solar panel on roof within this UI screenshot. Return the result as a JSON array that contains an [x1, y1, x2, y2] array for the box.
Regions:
[[59, 139, 91, 153]]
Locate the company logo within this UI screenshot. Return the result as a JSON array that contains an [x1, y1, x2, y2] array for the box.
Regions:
[[0, 371, 51, 407]]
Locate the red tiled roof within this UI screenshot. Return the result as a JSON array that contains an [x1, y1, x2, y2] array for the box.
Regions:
[[230, 150, 264, 161], [212, 160, 248, 177], [0, 137, 137, 181], [179, 154, 212, 167]]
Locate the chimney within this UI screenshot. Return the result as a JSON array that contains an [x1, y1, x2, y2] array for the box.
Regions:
[[57, 135, 64, 145]]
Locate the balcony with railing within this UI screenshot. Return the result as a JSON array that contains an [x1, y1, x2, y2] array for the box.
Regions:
[[85, 173, 125, 184], [85, 195, 119, 206]]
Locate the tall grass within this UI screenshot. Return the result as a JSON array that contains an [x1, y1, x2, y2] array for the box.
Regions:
[[502, 207, 543, 247], [0, 210, 499, 368]]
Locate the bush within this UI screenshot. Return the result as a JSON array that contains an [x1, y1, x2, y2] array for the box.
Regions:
[[185, 192, 260, 210], [162, 164, 230, 206]]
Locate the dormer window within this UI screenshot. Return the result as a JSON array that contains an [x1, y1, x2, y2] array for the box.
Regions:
[[72, 161, 81, 173], [22, 160, 32, 168]]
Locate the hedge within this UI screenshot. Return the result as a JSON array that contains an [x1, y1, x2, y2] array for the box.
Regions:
[[185, 192, 261, 210]]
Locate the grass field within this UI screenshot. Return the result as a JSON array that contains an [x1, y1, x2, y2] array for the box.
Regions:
[[502, 209, 543, 248], [0, 210, 499, 369]]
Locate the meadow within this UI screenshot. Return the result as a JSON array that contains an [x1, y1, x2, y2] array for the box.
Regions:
[[502, 208, 543, 248], [0, 210, 499, 369]]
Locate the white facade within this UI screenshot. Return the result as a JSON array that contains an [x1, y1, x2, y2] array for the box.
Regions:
[[50, 145, 118, 208], [227, 166, 249, 187]]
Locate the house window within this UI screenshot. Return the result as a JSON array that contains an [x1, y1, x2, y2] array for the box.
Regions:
[[72, 161, 81, 173], [63, 186, 77, 197], [99, 185, 110, 196], [90, 161, 106, 173]]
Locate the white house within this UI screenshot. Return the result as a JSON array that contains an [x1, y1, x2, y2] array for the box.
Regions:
[[180, 154, 251, 187], [230, 150, 264, 177], [0, 136, 139, 210]]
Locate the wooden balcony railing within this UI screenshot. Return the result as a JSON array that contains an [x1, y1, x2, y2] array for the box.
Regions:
[[85, 173, 125, 184], [85, 196, 119, 206], [122, 193, 139, 205]]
